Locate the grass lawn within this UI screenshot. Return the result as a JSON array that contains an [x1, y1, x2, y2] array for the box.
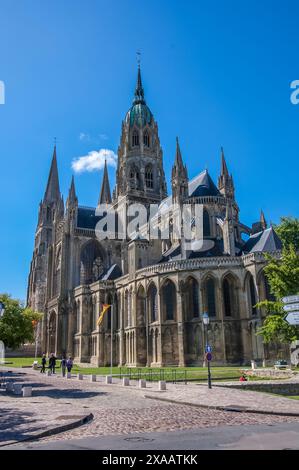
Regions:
[[2, 357, 243, 381]]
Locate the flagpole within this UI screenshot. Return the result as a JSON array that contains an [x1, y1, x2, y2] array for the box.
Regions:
[[110, 304, 113, 376]]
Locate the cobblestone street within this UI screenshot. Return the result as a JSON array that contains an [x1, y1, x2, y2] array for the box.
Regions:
[[1, 367, 299, 447]]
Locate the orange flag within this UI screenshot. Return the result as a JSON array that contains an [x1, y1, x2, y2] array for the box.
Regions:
[[97, 304, 111, 327]]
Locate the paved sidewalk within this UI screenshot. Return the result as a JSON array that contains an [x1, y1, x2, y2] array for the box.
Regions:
[[145, 381, 299, 415], [1, 367, 299, 447]]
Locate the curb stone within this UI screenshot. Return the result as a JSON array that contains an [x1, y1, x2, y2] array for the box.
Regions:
[[0, 413, 94, 448], [144, 395, 299, 418]]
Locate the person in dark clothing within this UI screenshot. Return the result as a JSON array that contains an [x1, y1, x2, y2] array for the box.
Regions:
[[66, 357, 73, 373], [61, 356, 67, 377], [40, 354, 46, 373], [48, 353, 56, 374]]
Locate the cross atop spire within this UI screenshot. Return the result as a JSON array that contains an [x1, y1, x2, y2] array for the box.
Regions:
[[98, 159, 112, 205], [43, 144, 61, 203], [133, 64, 145, 105]]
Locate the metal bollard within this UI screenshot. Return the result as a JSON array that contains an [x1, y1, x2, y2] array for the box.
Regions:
[[105, 375, 112, 384], [122, 377, 130, 386], [66, 372, 72, 379], [90, 375, 97, 382], [77, 373, 83, 380]]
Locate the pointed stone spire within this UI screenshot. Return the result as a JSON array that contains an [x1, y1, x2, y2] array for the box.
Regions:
[[174, 136, 184, 169], [98, 159, 112, 205], [218, 147, 234, 199], [43, 145, 61, 203], [67, 175, 77, 206], [133, 65, 145, 104], [260, 210, 267, 230], [220, 147, 229, 176], [171, 137, 188, 204]]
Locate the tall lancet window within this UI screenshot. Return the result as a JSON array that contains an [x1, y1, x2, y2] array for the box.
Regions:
[[203, 209, 211, 237], [132, 130, 139, 147], [145, 164, 153, 188], [143, 130, 150, 147]]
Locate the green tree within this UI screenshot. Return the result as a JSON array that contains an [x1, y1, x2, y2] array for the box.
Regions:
[[257, 245, 299, 343], [0, 294, 43, 349], [275, 216, 299, 249]]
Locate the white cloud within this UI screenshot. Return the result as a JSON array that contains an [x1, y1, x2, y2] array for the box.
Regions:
[[79, 132, 91, 142], [72, 149, 117, 173], [79, 132, 109, 142]]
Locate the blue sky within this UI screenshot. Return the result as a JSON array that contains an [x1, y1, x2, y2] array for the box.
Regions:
[[0, 0, 299, 301]]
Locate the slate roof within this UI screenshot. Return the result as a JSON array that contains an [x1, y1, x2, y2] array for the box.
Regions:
[[188, 170, 220, 198], [77, 207, 101, 230], [242, 227, 282, 254], [100, 264, 122, 280]]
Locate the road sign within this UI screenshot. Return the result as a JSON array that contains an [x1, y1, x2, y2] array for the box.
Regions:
[[282, 295, 299, 304], [283, 303, 299, 312], [205, 345, 212, 353], [285, 311, 299, 325], [205, 352, 212, 361]]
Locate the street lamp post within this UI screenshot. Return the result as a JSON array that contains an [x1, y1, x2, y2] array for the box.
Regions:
[[202, 312, 212, 389]]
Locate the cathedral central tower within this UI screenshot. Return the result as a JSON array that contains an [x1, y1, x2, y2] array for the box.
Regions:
[[114, 66, 167, 204]]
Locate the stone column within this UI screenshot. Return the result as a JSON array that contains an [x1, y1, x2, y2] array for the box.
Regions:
[[132, 288, 138, 366], [216, 280, 227, 364], [67, 306, 74, 356], [176, 287, 185, 367], [157, 286, 163, 366], [118, 291, 125, 366]]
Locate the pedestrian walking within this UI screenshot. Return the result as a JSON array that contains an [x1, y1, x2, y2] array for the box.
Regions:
[[40, 354, 46, 373], [48, 353, 56, 374], [61, 356, 67, 377], [66, 356, 73, 374]]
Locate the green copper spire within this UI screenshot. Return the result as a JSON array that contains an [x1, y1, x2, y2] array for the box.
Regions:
[[133, 65, 145, 105]]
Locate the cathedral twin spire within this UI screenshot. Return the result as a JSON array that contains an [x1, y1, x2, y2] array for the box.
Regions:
[[218, 147, 234, 199], [98, 159, 112, 205], [43, 145, 61, 204]]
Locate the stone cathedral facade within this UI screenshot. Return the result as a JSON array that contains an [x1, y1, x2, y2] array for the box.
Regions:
[[27, 67, 287, 366]]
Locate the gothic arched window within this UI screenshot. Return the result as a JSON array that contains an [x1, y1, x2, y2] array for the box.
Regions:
[[249, 275, 257, 316], [145, 164, 153, 188], [223, 278, 232, 316], [203, 209, 211, 237], [148, 284, 158, 322], [263, 273, 275, 302], [206, 278, 216, 317], [143, 131, 150, 147], [187, 277, 200, 317], [107, 295, 112, 330], [162, 280, 176, 321], [132, 130, 139, 147], [129, 165, 140, 190]]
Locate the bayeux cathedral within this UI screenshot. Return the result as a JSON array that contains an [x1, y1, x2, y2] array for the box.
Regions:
[[27, 67, 287, 366]]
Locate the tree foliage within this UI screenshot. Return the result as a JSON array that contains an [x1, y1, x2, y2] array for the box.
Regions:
[[256, 245, 299, 343], [0, 294, 43, 349], [274, 216, 299, 249]]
